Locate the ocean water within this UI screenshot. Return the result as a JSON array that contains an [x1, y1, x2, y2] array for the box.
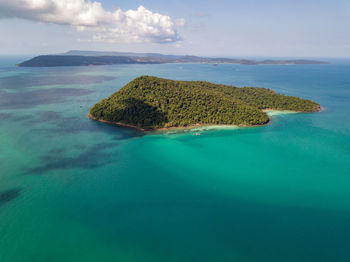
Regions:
[[0, 57, 350, 262]]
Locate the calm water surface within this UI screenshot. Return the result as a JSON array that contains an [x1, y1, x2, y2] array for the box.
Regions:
[[0, 57, 350, 262]]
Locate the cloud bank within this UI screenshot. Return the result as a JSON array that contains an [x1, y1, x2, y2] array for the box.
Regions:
[[0, 0, 183, 43]]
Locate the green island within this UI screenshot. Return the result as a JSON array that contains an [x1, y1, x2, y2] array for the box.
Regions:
[[89, 76, 320, 131]]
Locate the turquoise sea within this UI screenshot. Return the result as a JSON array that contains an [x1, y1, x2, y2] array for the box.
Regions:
[[0, 56, 350, 262]]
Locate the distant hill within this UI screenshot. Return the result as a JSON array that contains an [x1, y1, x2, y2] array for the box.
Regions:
[[18, 55, 161, 67], [60, 50, 180, 59], [18, 50, 329, 67], [89, 76, 320, 131]]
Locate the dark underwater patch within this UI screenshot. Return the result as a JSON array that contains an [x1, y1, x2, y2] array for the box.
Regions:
[[12, 115, 32, 121], [27, 143, 118, 175], [20, 110, 143, 139], [0, 188, 21, 207], [0, 74, 116, 89], [0, 112, 12, 120], [0, 88, 93, 109]]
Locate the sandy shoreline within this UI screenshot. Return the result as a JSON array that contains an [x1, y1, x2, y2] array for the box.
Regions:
[[88, 114, 254, 132], [263, 109, 298, 116], [88, 107, 321, 133]]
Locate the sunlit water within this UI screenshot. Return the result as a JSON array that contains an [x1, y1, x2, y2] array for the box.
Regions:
[[0, 57, 350, 262]]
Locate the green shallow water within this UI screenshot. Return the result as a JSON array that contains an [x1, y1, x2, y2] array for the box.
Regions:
[[0, 58, 350, 261]]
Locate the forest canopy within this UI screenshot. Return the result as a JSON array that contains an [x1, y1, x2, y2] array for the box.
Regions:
[[89, 76, 320, 130]]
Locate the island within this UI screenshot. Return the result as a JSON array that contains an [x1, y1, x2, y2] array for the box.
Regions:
[[18, 50, 328, 67], [89, 76, 320, 131]]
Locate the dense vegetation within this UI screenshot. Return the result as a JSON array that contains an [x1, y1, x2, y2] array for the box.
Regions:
[[90, 76, 320, 130]]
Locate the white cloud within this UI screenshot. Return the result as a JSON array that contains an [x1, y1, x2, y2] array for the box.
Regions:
[[0, 0, 184, 43]]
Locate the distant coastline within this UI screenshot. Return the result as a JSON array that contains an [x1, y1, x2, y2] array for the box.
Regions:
[[17, 50, 329, 67]]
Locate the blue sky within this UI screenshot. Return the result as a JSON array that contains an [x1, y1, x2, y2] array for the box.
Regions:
[[0, 0, 349, 57]]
